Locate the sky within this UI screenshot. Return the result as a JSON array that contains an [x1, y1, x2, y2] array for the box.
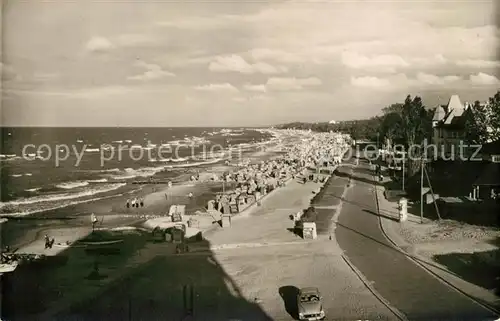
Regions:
[[1, 0, 499, 127]]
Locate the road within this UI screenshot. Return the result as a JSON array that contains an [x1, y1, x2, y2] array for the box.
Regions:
[[52, 177, 397, 320], [334, 159, 498, 321]]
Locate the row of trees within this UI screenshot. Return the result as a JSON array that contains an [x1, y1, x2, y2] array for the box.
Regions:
[[277, 91, 500, 176]]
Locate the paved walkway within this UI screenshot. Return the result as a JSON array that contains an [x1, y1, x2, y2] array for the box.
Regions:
[[334, 160, 498, 321], [203, 178, 397, 320], [375, 173, 500, 313], [47, 176, 396, 321]]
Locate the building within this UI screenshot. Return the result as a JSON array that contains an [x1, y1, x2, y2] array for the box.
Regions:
[[431, 95, 473, 159]]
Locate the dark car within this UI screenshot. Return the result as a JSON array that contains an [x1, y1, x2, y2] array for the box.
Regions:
[[297, 287, 325, 320]]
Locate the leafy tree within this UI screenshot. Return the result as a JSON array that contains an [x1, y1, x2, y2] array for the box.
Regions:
[[379, 103, 404, 147], [464, 100, 490, 144], [488, 91, 500, 141]]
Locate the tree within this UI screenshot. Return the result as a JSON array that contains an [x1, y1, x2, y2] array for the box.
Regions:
[[379, 103, 404, 147], [464, 100, 490, 144], [488, 91, 500, 141], [399, 95, 432, 176]]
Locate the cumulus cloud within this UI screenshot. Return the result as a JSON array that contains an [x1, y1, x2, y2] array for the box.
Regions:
[[456, 59, 500, 68], [351, 76, 391, 88], [469, 72, 500, 85], [351, 72, 497, 89], [85, 36, 114, 52], [243, 84, 267, 92], [266, 77, 322, 91], [415, 72, 461, 85], [127, 61, 175, 81], [249, 48, 305, 63], [209, 55, 287, 74], [341, 52, 409, 72], [194, 83, 239, 92]]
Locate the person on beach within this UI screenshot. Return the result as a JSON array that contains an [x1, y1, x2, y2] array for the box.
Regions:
[[140, 197, 144, 207], [188, 192, 193, 199], [126, 199, 130, 208], [44, 234, 50, 249], [131, 198, 136, 208]]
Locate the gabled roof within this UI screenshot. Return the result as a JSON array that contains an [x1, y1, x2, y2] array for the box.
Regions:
[[432, 105, 446, 122], [444, 95, 465, 125]]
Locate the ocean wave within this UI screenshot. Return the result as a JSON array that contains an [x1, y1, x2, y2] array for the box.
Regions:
[[0, 192, 125, 217], [166, 158, 223, 169], [9, 173, 32, 178], [25, 187, 42, 192], [0, 183, 127, 207], [170, 157, 188, 162], [87, 178, 108, 183], [0, 155, 22, 162], [56, 181, 90, 189], [79, 168, 120, 173], [109, 166, 165, 180]]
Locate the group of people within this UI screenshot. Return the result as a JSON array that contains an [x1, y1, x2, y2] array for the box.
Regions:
[[126, 197, 145, 208], [205, 131, 350, 214]]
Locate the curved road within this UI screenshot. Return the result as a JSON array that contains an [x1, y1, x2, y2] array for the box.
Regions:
[[332, 160, 498, 320]]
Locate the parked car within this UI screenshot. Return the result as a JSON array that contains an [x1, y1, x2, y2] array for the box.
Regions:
[[297, 287, 325, 320]]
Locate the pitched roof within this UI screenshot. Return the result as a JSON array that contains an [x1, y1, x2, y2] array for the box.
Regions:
[[444, 95, 465, 125], [432, 105, 446, 122]]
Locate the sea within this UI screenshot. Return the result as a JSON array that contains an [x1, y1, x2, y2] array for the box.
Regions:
[[0, 127, 274, 217]]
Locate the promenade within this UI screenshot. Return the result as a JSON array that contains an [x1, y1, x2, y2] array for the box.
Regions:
[[334, 157, 498, 320]]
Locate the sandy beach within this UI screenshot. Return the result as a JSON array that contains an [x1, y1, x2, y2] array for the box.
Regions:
[[3, 140, 288, 254], [1, 131, 351, 320]]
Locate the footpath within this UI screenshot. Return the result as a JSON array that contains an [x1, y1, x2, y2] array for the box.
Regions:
[[374, 173, 500, 312]]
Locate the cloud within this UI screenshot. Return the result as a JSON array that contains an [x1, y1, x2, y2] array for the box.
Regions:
[[208, 55, 287, 74], [115, 34, 156, 47], [127, 61, 175, 81], [243, 84, 267, 92], [249, 48, 306, 64], [456, 59, 500, 68], [469, 72, 500, 85], [341, 52, 409, 72], [85, 36, 114, 52], [351, 76, 391, 88], [415, 72, 461, 85], [194, 83, 239, 92], [351, 72, 498, 89], [265, 77, 322, 91]]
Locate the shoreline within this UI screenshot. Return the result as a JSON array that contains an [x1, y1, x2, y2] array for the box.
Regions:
[[1, 131, 351, 320], [3, 141, 287, 251]]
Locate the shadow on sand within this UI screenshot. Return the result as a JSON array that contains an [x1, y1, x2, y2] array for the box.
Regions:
[[279, 285, 300, 320], [2, 228, 272, 321]]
